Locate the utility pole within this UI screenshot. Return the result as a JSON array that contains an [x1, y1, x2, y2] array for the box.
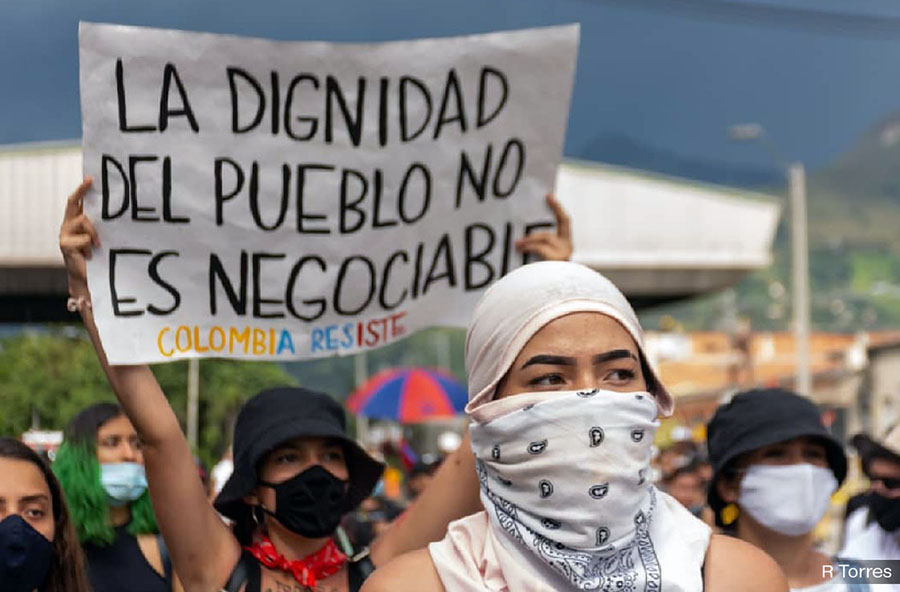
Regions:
[[789, 163, 812, 396], [728, 124, 813, 396], [354, 352, 369, 444], [187, 358, 200, 449]]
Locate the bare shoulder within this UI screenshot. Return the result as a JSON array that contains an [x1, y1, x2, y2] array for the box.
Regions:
[[704, 534, 788, 592], [362, 548, 445, 592]]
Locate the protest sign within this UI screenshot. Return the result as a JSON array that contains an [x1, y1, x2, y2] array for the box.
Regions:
[[79, 21, 578, 364]]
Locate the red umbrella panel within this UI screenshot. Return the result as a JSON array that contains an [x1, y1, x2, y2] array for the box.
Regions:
[[345, 368, 468, 423]]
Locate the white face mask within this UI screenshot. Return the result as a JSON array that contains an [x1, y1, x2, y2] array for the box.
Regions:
[[738, 463, 837, 536], [470, 389, 661, 588]]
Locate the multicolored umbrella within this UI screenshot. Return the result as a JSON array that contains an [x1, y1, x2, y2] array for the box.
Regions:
[[346, 368, 468, 423]]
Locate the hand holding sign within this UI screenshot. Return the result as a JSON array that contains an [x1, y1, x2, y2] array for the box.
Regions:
[[515, 194, 573, 262], [79, 22, 578, 363], [59, 177, 100, 302]]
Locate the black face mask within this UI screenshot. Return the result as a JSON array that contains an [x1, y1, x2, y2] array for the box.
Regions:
[[869, 494, 900, 532], [0, 515, 55, 592], [259, 465, 350, 538]]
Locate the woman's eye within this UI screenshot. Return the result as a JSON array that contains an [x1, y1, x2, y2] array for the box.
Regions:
[[276, 453, 298, 463], [762, 448, 785, 458], [326, 451, 344, 461], [528, 374, 564, 386], [24, 508, 45, 519], [804, 448, 826, 460], [606, 369, 636, 382]]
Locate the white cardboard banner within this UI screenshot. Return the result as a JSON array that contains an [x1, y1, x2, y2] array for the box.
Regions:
[[79, 21, 578, 364]]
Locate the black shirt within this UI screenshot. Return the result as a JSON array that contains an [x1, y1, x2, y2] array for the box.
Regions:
[[83, 524, 170, 592]]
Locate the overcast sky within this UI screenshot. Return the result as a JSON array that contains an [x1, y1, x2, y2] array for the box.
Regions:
[[5, 0, 900, 170]]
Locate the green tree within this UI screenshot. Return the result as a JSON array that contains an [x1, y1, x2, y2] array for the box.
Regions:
[[0, 330, 296, 466]]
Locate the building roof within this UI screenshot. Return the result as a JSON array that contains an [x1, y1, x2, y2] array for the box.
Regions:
[[556, 159, 781, 305], [0, 142, 781, 320], [0, 141, 80, 267]]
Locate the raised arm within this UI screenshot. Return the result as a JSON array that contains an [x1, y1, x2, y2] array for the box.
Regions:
[[368, 429, 481, 564], [60, 178, 241, 589]]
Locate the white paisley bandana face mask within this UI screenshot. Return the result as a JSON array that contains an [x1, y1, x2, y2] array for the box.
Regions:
[[470, 389, 660, 588]]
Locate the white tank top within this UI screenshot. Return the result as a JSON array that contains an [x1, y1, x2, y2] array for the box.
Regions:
[[429, 488, 712, 591]]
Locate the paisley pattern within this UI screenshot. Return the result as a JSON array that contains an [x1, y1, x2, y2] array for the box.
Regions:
[[530, 489, 660, 591], [539, 479, 555, 498], [589, 483, 610, 499], [528, 439, 549, 455], [470, 390, 665, 591], [486, 487, 662, 591], [479, 459, 526, 545]]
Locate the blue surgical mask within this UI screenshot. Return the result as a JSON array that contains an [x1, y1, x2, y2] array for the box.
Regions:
[[100, 462, 148, 506]]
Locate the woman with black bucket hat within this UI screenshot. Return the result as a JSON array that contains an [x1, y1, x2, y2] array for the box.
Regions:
[[59, 178, 574, 592], [707, 388, 872, 591]]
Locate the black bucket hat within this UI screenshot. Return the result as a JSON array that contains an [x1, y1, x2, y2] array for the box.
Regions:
[[214, 387, 384, 525], [706, 388, 847, 526], [850, 424, 900, 474]]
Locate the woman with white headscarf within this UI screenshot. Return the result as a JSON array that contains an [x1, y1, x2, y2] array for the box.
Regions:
[[364, 261, 787, 591]]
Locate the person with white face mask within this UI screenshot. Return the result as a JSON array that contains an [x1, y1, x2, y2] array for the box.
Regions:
[[708, 389, 869, 592], [364, 261, 787, 592]]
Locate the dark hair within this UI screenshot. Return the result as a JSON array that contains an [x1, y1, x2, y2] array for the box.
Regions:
[[638, 354, 659, 398], [53, 402, 158, 545], [662, 458, 701, 484], [0, 437, 91, 592], [64, 402, 122, 442]]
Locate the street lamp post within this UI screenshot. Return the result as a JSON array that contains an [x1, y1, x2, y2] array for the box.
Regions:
[[729, 124, 812, 396]]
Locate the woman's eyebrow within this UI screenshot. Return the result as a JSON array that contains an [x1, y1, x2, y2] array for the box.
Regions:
[[521, 354, 576, 368], [20, 494, 50, 504], [592, 350, 637, 364]]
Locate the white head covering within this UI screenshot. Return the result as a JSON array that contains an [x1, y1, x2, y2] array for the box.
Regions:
[[464, 261, 674, 416], [427, 265, 709, 592]]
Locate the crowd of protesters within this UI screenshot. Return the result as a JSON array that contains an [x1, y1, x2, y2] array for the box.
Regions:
[[3, 179, 900, 591]]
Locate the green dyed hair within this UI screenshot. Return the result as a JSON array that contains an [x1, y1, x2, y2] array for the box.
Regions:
[[52, 405, 159, 546]]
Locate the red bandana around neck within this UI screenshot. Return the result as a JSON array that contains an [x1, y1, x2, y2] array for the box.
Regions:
[[244, 534, 347, 588]]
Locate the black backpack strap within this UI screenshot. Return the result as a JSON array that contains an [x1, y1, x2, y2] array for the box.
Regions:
[[222, 550, 261, 592], [347, 548, 377, 592], [156, 533, 173, 585]]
